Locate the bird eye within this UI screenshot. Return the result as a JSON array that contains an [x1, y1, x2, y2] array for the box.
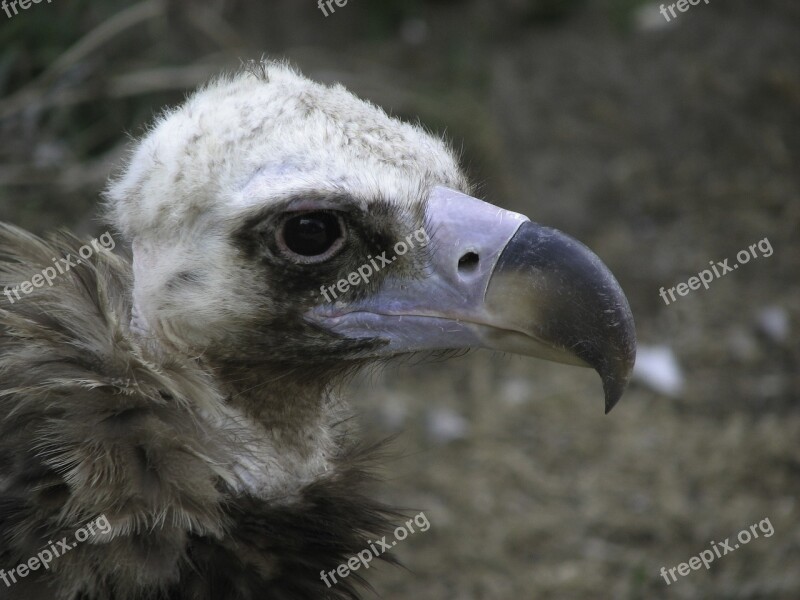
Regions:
[[278, 211, 346, 263]]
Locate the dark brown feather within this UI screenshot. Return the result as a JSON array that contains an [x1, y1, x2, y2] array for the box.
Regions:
[[0, 225, 400, 600]]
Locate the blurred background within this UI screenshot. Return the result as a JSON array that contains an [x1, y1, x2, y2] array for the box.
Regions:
[[0, 0, 798, 598]]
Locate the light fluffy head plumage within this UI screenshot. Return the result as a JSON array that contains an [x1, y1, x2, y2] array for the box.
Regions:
[[104, 61, 468, 351]]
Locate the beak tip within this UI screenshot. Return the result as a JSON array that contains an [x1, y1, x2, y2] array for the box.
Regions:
[[602, 372, 630, 414], [601, 339, 637, 415], [484, 219, 638, 415], [604, 386, 622, 414]]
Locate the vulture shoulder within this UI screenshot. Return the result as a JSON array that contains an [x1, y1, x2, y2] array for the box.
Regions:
[[0, 224, 397, 600]]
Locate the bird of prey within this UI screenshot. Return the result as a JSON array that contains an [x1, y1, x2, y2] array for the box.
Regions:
[[0, 61, 635, 600]]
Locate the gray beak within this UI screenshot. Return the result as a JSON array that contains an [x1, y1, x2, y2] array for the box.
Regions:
[[308, 187, 636, 412]]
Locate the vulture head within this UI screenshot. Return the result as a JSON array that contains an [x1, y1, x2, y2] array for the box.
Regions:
[[0, 61, 635, 599]]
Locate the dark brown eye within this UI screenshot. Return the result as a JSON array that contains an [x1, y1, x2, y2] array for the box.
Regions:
[[278, 211, 345, 262]]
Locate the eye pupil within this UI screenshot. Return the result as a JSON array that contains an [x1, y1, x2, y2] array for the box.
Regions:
[[282, 212, 342, 257]]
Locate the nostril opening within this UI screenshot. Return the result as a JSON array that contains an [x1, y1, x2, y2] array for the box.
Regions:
[[458, 251, 480, 274]]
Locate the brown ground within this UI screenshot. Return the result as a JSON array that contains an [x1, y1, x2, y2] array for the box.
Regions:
[[1, 0, 798, 598]]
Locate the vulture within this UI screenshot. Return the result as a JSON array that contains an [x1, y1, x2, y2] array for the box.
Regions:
[[0, 61, 635, 600]]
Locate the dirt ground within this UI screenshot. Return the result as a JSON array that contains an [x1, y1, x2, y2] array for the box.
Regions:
[[0, 0, 798, 598]]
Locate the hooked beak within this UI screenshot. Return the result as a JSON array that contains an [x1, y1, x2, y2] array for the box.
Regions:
[[307, 187, 636, 413]]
